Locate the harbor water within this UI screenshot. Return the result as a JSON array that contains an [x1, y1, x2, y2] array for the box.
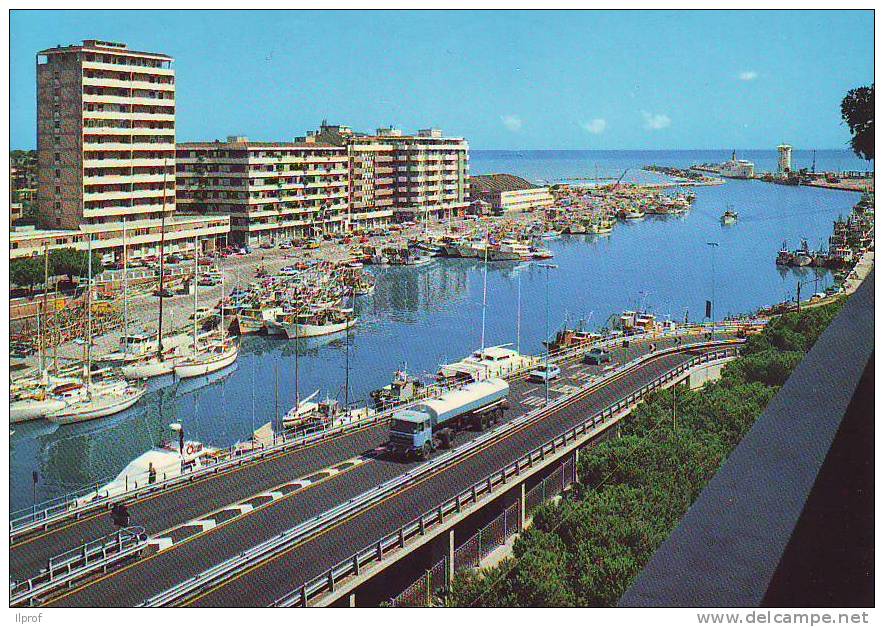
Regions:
[[9, 149, 865, 511]]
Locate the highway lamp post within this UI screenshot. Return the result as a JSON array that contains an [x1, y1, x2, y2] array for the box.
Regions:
[[539, 263, 558, 405], [706, 241, 719, 339]]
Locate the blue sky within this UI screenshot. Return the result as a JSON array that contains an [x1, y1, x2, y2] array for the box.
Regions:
[[10, 10, 874, 150]]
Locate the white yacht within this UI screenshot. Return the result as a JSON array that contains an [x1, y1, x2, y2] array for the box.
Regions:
[[76, 424, 218, 505], [46, 379, 146, 424], [437, 345, 538, 383]]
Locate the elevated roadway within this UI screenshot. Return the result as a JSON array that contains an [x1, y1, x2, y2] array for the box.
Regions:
[[34, 334, 736, 607]]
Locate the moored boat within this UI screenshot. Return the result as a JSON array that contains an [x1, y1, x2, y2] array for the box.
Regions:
[[173, 339, 239, 379]]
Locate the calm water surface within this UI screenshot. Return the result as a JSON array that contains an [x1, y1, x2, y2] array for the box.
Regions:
[[9, 150, 863, 510]]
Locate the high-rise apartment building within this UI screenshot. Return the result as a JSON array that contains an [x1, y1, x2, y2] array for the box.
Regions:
[[176, 137, 349, 245], [37, 40, 176, 229], [33, 40, 229, 260]]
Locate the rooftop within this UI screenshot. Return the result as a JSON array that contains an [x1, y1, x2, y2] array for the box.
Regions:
[[470, 173, 543, 194], [39, 39, 173, 60]]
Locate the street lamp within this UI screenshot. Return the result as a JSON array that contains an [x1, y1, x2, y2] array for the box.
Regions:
[[538, 263, 558, 405], [706, 241, 719, 338]]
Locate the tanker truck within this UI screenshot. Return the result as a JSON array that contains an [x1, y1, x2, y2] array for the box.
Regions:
[[388, 378, 510, 460]]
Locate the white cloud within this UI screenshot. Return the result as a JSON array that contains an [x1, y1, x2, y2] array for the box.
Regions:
[[738, 70, 758, 81], [642, 111, 671, 130], [580, 118, 607, 134], [501, 114, 523, 131]]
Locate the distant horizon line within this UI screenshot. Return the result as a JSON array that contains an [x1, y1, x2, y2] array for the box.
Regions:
[[10, 145, 863, 154]]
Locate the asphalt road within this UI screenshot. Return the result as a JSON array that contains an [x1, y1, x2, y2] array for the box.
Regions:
[[41, 336, 722, 607], [187, 349, 700, 607]]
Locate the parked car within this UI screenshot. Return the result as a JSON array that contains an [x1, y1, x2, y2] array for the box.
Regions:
[[10, 341, 35, 358], [584, 347, 612, 365], [529, 363, 561, 382], [189, 306, 214, 320]]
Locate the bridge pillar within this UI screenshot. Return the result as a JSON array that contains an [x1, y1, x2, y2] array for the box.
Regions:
[[349, 592, 357, 607], [520, 482, 527, 529], [448, 529, 455, 585]]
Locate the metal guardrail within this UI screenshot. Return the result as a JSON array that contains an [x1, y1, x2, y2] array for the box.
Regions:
[[274, 344, 739, 607], [140, 339, 739, 607], [10, 526, 148, 607], [10, 322, 744, 540]]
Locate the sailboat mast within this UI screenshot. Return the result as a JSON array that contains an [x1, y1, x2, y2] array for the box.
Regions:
[[156, 161, 168, 360], [122, 218, 128, 355], [86, 236, 93, 387], [192, 235, 199, 352], [220, 272, 225, 342], [516, 272, 521, 354], [40, 241, 49, 373], [344, 288, 352, 410], [294, 311, 300, 411], [480, 231, 489, 352]]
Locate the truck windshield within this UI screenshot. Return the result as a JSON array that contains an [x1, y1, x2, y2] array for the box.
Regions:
[[390, 419, 422, 433]]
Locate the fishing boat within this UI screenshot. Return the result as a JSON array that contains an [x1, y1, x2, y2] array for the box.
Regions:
[[622, 208, 646, 220], [530, 246, 554, 260], [270, 307, 357, 339], [283, 393, 371, 431], [237, 305, 284, 334], [370, 366, 426, 410], [721, 207, 739, 225], [776, 241, 793, 265], [543, 326, 602, 353], [591, 218, 615, 235], [488, 239, 533, 262]]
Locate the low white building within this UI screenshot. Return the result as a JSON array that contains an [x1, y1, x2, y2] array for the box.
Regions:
[[470, 174, 554, 214]]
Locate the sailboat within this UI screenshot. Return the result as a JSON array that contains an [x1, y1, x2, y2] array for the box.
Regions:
[[174, 271, 239, 379], [122, 233, 198, 379], [47, 236, 146, 424]]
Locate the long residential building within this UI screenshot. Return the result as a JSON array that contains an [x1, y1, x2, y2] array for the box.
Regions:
[[176, 137, 350, 245], [33, 40, 229, 260]]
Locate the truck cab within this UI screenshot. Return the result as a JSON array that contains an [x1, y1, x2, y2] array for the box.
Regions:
[[388, 378, 510, 460], [389, 409, 433, 457]]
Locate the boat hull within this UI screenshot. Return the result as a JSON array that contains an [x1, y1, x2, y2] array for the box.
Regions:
[[47, 387, 146, 424], [10, 398, 67, 423], [279, 318, 356, 339], [174, 346, 239, 379], [121, 357, 177, 380]]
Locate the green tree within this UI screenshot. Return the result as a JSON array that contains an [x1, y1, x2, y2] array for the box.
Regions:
[[49, 248, 104, 281], [10, 256, 44, 292], [841, 84, 874, 161]]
